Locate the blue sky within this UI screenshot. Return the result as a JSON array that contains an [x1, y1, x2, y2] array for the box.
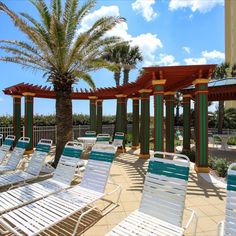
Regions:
[[0, 0, 224, 116]]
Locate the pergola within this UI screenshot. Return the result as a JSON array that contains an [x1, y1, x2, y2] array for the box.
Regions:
[[4, 64, 218, 173]]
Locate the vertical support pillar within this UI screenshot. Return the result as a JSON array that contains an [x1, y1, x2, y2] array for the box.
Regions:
[[23, 92, 35, 151], [116, 94, 127, 133], [13, 95, 22, 141], [183, 94, 191, 151], [132, 97, 140, 149], [89, 96, 97, 132], [152, 80, 166, 154], [165, 92, 175, 152], [139, 89, 151, 158], [96, 99, 103, 134], [193, 79, 209, 173]]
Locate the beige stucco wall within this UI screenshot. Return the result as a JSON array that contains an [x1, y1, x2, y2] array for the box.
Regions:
[[225, 0, 236, 108]]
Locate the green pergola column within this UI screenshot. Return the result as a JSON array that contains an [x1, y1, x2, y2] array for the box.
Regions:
[[153, 80, 166, 155], [23, 92, 35, 152], [115, 94, 127, 133], [165, 92, 175, 152], [193, 79, 209, 173], [132, 97, 140, 149], [13, 95, 22, 141], [96, 99, 103, 134], [183, 94, 191, 151], [89, 96, 97, 132], [139, 89, 151, 158]]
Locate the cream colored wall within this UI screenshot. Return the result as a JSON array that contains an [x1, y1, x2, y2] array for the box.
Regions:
[[225, 0, 236, 109]]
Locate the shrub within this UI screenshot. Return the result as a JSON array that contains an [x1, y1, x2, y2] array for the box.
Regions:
[[181, 150, 195, 163], [209, 156, 229, 177]]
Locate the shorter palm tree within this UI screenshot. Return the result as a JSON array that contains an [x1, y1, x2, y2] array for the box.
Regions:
[[121, 44, 143, 85], [212, 62, 230, 134]]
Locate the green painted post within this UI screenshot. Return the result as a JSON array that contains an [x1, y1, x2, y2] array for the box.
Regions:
[[153, 80, 166, 156], [116, 94, 127, 133], [132, 97, 140, 149], [183, 94, 191, 151], [165, 92, 175, 152], [89, 96, 97, 132], [23, 92, 35, 152], [96, 99, 103, 134], [13, 95, 22, 142], [193, 79, 209, 173], [139, 89, 151, 158]]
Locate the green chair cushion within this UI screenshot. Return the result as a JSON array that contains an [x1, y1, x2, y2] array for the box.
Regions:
[[89, 151, 115, 163], [36, 144, 51, 153], [148, 160, 189, 181]]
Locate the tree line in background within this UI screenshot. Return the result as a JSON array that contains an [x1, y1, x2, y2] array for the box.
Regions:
[[1, 107, 236, 129]]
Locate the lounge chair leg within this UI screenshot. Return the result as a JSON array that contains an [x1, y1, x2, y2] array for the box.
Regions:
[[72, 206, 97, 236]]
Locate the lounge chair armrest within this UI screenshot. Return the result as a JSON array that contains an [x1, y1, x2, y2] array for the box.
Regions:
[[183, 208, 198, 234], [0, 227, 9, 235], [217, 220, 224, 236], [107, 182, 121, 196]]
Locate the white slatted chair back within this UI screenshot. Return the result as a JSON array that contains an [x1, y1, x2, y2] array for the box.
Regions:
[[85, 131, 96, 137], [79, 144, 116, 193], [0, 135, 15, 152], [139, 152, 190, 228], [96, 134, 111, 144], [112, 132, 124, 148], [224, 163, 236, 235], [26, 139, 52, 176], [5, 137, 30, 169], [52, 141, 83, 185], [0, 135, 15, 163]]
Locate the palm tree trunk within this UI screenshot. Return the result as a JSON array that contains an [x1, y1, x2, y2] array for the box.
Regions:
[[114, 67, 121, 87], [53, 81, 73, 167], [176, 105, 180, 125], [123, 68, 130, 85], [218, 100, 225, 134]]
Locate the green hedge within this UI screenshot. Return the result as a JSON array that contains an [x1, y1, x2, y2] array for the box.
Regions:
[[0, 113, 137, 126]]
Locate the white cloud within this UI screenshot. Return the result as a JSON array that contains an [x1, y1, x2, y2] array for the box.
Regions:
[[183, 46, 191, 54], [201, 50, 225, 61], [77, 6, 120, 34], [132, 0, 157, 22], [156, 54, 180, 66], [0, 98, 3, 102], [184, 49, 224, 65], [184, 57, 207, 65], [169, 0, 224, 13], [77, 5, 163, 66]]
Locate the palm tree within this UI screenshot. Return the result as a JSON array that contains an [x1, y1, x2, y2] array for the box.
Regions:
[[175, 92, 182, 125], [103, 43, 143, 86], [103, 46, 122, 86], [121, 44, 142, 85], [212, 62, 230, 134], [0, 0, 124, 166]]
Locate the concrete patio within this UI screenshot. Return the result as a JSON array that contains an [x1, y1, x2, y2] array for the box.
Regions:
[[2, 149, 227, 236]]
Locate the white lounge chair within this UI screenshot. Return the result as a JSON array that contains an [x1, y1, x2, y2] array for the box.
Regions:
[[0, 135, 15, 165], [0, 138, 51, 189], [0, 137, 30, 174], [96, 133, 111, 144], [112, 132, 125, 151], [85, 130, 96, 137], [0, 141, 83, 214], [217, 163, 236, 236], [106, 152, 198, 236], [0, 144, 121, 236]]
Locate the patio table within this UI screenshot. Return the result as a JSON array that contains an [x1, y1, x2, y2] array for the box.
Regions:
[[77, 137, 96, 149], [213, 134, 233, 151]]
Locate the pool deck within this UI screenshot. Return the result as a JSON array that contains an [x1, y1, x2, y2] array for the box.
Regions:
[[2, 149, 227, 236]]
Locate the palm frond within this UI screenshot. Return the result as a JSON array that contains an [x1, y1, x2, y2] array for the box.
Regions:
[[73, 71, 95, 89], [29, 0, 51, 30]]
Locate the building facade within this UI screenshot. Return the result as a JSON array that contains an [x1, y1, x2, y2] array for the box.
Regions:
[[225, 0, 236, 108]]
